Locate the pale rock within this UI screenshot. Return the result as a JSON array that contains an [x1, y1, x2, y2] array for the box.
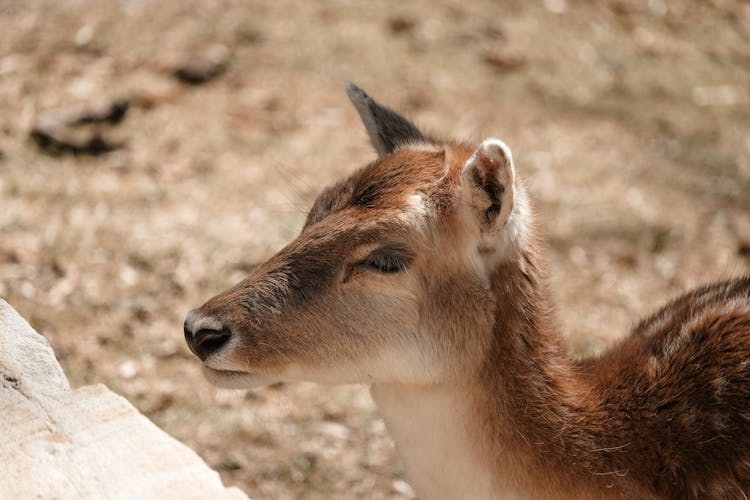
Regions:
[[0, 299, 248, 500]]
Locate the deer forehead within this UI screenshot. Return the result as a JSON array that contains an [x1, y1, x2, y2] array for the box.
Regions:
[[308, 144, 472, 228]]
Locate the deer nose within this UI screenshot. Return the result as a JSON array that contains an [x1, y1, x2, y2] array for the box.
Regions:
[[184, 309, 232, 361]]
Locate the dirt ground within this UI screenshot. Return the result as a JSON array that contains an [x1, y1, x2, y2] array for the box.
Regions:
[[1, 0, 749, 498]]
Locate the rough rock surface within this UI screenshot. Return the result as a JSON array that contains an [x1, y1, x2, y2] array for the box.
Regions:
[[0, 299, 247, 500]]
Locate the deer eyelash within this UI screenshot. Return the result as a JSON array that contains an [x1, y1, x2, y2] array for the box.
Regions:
[[360, 244, 413, 274], [363, 253, 408, 273]]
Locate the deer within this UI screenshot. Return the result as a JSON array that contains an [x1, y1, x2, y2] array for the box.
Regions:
[[184, 83, 750, 499]]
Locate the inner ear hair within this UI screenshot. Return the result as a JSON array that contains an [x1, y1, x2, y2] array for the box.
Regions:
[[470, 166, 505, 225], [462, 138, 516, 229]]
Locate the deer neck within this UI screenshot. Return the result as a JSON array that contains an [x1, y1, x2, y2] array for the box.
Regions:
[[476, 254, 591, 496], [472, 253, 637, 498], [370, 380, 519, 500], [371, 250, 618, 499]]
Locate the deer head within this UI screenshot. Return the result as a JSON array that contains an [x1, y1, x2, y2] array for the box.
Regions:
[[184, 84, 529, 390]]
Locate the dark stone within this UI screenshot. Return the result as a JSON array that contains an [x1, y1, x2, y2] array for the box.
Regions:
[[29, 98, 129, 156], [173, 45, 229, 85], [69, 98, 129, 126]]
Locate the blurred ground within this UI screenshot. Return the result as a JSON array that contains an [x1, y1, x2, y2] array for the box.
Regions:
[[1, 0, 749, 498]]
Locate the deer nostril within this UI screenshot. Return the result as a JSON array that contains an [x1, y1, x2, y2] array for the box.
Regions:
[[184, 310, 232, 361], [193, 327, 232, 361]]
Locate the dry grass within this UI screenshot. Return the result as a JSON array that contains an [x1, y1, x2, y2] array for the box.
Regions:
[[1, 0, 749, 497]]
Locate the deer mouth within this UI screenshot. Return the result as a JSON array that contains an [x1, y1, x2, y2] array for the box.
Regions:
[[201, 366, 274, 389]]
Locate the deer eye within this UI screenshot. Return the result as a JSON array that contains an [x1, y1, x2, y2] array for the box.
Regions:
[[360, 244, 412, 274], [364, 254, 407, 273]]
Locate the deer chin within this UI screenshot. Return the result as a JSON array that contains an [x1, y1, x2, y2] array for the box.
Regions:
[[201, 366, 278, 389]]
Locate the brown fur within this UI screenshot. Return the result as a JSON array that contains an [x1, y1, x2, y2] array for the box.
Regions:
[[187, 100, 750, 499], [472, 236, 750, 498]]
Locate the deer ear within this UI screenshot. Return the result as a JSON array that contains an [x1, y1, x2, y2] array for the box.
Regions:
[[346, 83, 426, 158], [461, 139, 516, 233]]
